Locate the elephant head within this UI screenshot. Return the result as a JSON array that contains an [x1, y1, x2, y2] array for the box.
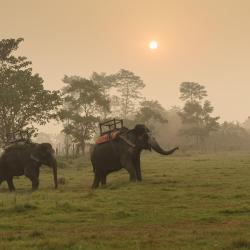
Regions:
[[132, 124, 179, 154], [32, 143, 58, 189]]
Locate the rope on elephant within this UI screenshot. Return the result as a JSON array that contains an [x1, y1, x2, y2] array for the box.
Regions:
[[118, 135, 136, 148]]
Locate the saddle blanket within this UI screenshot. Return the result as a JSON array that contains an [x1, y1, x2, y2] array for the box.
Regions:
[[95, 130, 120, 144]]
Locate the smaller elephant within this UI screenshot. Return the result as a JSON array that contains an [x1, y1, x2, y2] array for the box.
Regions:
[[0, 142, 58, 191]]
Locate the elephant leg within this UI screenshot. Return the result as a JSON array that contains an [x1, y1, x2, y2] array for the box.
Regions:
[[31, 168, 40, 190], [25, 167, 40, 191], [124, 160, 137, 182], [129, 172, 137, 182], [6, 177, 15, 192], [134, 156, 142, 181], [92, 174, 100, 189], [32, 177, 39, 190], [100, 175, 107, 186], [136, 166, 142, 181]]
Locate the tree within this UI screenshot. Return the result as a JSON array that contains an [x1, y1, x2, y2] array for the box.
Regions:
[[209, 121, 250, 151], [242, 116, 250, 134], [132, 100, 168, 132], [59, 75, 110, 155], [180, 82, 207, 102], [90, 72, 114, 93], [89, 70, 146, 120], [110, 69, 145, 119], [34, 132, 53, 145], [90, 72, 114, 119], [179, 82, 219, 147], [0, 38, 61, 145]]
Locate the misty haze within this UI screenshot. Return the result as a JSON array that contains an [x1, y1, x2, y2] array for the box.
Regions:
[[1, 1, 250, 249]]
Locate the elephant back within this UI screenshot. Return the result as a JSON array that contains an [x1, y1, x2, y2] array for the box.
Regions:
[[3, 142, 36, 153]]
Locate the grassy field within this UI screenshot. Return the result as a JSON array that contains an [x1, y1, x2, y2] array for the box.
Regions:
[[1, 152, 250, 249]]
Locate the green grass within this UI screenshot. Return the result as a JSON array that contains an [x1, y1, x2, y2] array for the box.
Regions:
[[1, 152, 250, 249]]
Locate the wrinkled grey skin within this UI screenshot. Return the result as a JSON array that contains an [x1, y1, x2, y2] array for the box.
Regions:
[[0, 143, 58, 191], [91, 124, 179, 188]]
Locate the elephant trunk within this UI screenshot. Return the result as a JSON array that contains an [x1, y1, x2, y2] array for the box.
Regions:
[[51, 156, 58, 189], [149, 137, 179, 155]]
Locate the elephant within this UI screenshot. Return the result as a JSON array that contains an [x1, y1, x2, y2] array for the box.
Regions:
[[0, 142, 58, 191], [91, 124, 179, 188]]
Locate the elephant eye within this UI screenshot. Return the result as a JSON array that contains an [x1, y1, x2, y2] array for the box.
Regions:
[[139, 133, 148, 140]]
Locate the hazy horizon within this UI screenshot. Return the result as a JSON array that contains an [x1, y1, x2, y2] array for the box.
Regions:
[[1, 0, 250, 134]]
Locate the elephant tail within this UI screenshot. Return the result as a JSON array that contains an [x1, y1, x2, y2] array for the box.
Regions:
[[90, 146, 97, 173], [90, 155, 96, 173]]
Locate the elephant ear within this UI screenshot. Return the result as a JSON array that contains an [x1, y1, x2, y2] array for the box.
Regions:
[[30, 154, 40, 162], [30, 144, 42, 162], [133, 124, 147, 136], [40, 143, 54, 154], [132, 124, 152, 150]]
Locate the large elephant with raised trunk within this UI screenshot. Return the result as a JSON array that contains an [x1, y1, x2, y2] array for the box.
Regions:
[[0, 142, 58, 191], [91, 124, 179, 188]]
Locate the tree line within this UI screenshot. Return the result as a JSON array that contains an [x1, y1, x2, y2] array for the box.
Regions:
[[1, 38, 250, 154]]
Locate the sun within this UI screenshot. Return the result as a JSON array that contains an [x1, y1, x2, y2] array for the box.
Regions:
[[149, 40, 158, 50]]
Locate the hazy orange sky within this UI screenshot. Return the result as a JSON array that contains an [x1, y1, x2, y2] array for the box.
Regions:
[[1, 0, 250, 126]]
